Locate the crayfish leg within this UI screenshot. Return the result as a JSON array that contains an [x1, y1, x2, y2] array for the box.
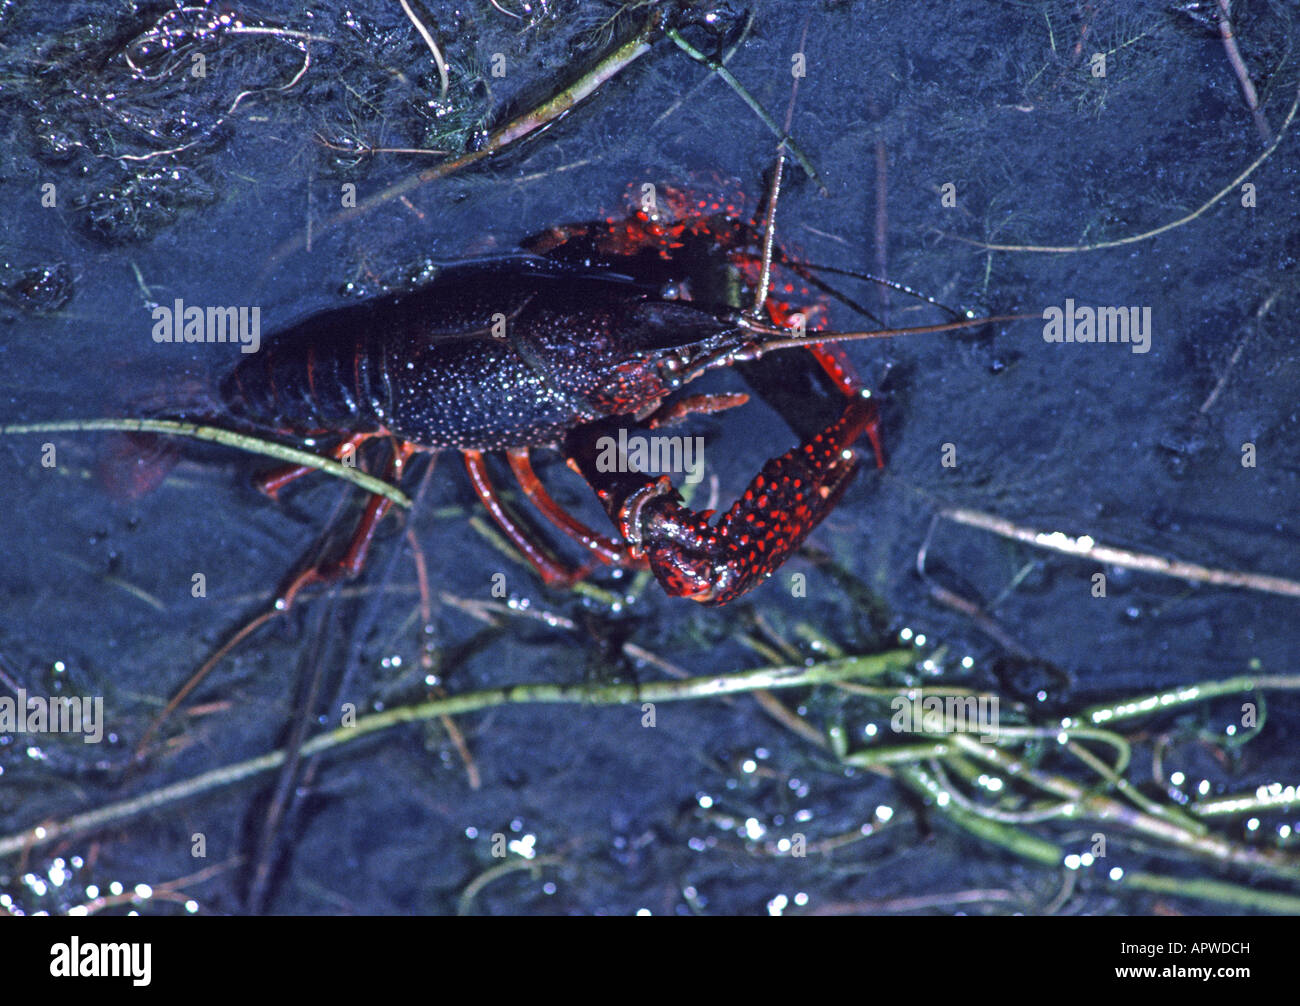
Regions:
[[257, 432, 372, 499], [806, 344, 885, 469], [642, 392, 749, 429], [274, 439, 417, 610], [464, 450, 608, 588], [504, 448, 636, 568]]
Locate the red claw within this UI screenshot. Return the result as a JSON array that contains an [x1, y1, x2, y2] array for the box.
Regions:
[[567, 392, 879, 606]]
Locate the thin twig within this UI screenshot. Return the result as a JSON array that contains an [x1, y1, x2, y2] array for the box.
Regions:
[[398, 0, 449, 100], [261, 9, 666, 279], [666, 27, 827, 195], [1215, 0, 1273, 143], [940, 506, 1300, 599], [1199, 288, 1279, 414], [407, 525, 482, 790], [952, 78, 1299, 253]]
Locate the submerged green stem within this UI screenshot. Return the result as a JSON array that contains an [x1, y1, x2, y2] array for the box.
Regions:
[[0, 417, 411, 506]]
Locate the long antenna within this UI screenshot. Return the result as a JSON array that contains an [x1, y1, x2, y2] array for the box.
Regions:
[[748, 17, 810, 321], [741, 312, 1040, 355]]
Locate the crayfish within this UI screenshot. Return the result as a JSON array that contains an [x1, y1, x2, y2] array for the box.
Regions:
[[220, 175, 1013, 607]]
